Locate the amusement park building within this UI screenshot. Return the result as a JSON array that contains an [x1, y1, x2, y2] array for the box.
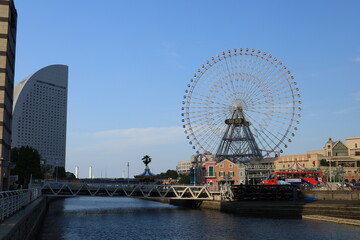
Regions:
[[214, 159, 244, 185], [187, 137, 360, 187], [12, 65, 68, 167], [269, 137, 360, 182]]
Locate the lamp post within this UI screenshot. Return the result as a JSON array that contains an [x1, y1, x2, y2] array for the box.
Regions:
[[328, 156, 332, 183], [55, 161, 58, 182], [193, 166, 196, 186], [127, 162, 130, 185]]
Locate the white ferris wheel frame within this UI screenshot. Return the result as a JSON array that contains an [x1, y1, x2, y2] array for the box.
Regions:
[[181, 48, 301, 158]]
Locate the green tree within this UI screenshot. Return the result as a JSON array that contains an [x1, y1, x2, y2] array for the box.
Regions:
[[320, 159, 329, 166], [157, 170, 178, 179], [53, 166, 66, 179], [11, 146, 43, 183], [66, 171, 76, 179], [177, 174, 190, 184]]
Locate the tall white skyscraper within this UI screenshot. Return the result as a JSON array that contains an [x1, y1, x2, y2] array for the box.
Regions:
[[12, 64, 68, 167]]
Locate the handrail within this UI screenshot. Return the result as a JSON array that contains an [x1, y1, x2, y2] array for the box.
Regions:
[[0, 188, 42, 221]]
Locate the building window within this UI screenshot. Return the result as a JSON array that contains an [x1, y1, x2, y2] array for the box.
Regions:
[[229, 171, 234, 177], [229, 164, 233, 168], [208, 166, 214, 177], [220, 164, 224, 168], [356, 144, 358, 148], [219, 171, 224, 177]]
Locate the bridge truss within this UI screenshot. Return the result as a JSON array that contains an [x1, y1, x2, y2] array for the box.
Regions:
[[41, 182, 216, 200]]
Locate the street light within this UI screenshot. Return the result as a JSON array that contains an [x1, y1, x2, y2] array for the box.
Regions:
[[127, 162, 130, 185], [55, 161, 58, 182], [328, 156, 332, 183]]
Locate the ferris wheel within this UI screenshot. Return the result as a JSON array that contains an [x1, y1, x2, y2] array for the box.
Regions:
[[181, 48, 301, 159]]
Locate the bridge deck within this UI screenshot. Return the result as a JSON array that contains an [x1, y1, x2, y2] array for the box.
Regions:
[[40, 182, 220, 200]]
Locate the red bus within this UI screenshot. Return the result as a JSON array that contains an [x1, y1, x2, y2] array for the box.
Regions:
[[263, 170, 325, 186]]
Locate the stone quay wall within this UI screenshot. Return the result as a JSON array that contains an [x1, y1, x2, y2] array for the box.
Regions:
[[0, 196, 48, 240], [301, 190, 360, 200]]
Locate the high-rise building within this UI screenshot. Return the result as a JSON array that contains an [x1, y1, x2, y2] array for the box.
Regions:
[[12, 65, 68, 168], [0, 0, 17, 190]]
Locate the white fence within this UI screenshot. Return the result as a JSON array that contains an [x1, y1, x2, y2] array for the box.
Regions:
[[0, 188, 42, 221]]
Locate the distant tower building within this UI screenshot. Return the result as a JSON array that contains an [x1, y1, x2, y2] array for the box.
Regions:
[[88, 167, 92, 179], [75, 166, 79, 179], [0, 0, 17, 190], [12, 65, 68, 167]]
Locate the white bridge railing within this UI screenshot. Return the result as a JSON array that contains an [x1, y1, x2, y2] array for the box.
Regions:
[[0, 188, 41, 221], [41, 182, 219, 200]]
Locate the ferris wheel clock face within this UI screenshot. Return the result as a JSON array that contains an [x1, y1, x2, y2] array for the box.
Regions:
[[181, 48, 301, 158]]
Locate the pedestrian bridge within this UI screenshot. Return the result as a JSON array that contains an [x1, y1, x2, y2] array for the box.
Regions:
[[40, 181, 230, 200]]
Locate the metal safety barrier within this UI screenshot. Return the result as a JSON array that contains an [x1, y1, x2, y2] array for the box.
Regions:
[[0, 188, 42, 221]]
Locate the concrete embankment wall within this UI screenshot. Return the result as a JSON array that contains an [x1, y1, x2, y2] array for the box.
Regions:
[[302, 190, 360, 200], [167, 197, 360, 220], [0, 196, 48, 240]]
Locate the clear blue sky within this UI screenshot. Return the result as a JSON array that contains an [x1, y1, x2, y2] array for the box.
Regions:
[[14, 0, 360, 178]]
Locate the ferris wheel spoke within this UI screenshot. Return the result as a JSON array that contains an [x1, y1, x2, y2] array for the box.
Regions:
[[227, 54, 240, 95], [250, 86, 293, 104], [249, 118, 281, 149], [270, 87, 297, 99], [244, 110, 295, 138], [253, 98, 296, 107], [245, 109, 295, 122], [189, 112, 228, 132], [186, 105, 228, 109], [193, 68, 233, 104], [247, 108, 295, 116], [198, 73, 235, 103], [187, 112, 228, 124], [224, 56, 241, 97], [252, 128, 275, 153], [251, 105, 295, 110], [187, 110, 228, 120], [188, 115, 226, 130], [190, 121, 225, 142], [190, 84, 228, 104], [217, 58, 244, 102], [217, 57, 237, 97], [270, 81, 294, 94], [195, 129, 218, 152], [246, 113, 286, 149], [189, 95, 230, 107]]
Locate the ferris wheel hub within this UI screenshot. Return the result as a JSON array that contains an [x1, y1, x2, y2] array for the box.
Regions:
[[232, 104, 242, 111]]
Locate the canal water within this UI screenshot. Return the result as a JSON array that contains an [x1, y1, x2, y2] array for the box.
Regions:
[[39, 197, 360, 240]]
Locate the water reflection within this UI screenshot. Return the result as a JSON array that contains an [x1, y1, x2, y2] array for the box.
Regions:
[[39, 197, 360, 240]]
